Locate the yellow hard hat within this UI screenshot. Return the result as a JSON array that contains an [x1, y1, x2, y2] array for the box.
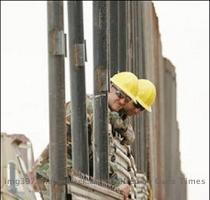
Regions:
[[136, 79, 156, 112], [110, 72, 138, 102]]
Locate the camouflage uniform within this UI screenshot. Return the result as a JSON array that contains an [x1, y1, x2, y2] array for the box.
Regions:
[[108, 109, 136, 192], [31, 96, 93, 199], [31, 95, 134, 199], [110, 111, 155, 199]]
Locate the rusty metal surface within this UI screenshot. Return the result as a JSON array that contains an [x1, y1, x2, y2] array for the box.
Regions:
[[47, 2, 67, 199], [110, 1, 187, 199], [49, 30, 65, 55], [67, 171, 123, 200], [73, 43, 86, 67], [163, 58, 187, 200], [93, 1, 109, 182], [67, 1, 89, 175], [117, 1, 126, 71], [107, 1, 118, 77]]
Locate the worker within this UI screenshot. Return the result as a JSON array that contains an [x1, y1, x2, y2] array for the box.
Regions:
[[29, 71, 139, 199], [123, 79, 156, 115], [110, 79, 157, 145], [109, 79, 156, 199]]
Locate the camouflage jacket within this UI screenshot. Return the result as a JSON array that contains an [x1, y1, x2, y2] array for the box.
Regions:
[[31, 95, 135, 190], [32, 96, 93, 179]]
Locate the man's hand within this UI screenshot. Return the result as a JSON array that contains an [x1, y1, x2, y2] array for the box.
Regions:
[[27, 171, 40, 192], [110, 112, 128, 133], [120, 124, 135, 145], [118, 183, 130, 200]]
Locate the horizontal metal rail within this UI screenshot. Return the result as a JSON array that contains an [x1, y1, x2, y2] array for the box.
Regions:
[[67, 176, 123, 200]]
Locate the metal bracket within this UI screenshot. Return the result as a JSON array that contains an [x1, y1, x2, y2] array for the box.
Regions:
[[64, 33, 67, 57], [49, 30, 66, 56], [73, 43, 86, 67]]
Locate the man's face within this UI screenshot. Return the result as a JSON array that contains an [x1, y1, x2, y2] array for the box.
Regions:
[[108, 85, 131, 112], [123, 101, 145, 116]]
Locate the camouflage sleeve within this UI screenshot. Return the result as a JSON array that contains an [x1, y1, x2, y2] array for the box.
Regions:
[[120, 123, 135, 145], [109, 111, 135, 145], [86, 95, 93, 125], [109, 111, 128, 133], [31, 142, 72, 186], [65, 101, 71, 125], [65, 97, 93, 125], [32, 145, 50, 180], [65, 98, 93, 167], [32, 145, 49, 170]]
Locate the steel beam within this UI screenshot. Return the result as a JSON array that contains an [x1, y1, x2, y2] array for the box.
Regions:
[[47, 2, 67, 199], [67, 1, 89, 174], [93, 1, 109, 181]]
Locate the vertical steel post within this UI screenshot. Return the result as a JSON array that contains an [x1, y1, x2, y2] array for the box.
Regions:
[[139, 1, 148, 175], [118, 1, 126, 71], [47, 2, 66, 200], [93, 1, 109, 181], [109, 1, 118, 76], [67, 1, 89, 174]]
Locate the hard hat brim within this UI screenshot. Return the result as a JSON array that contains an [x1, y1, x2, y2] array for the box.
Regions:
[[136, 98, 152, 112], [110, 78, 137, 103]]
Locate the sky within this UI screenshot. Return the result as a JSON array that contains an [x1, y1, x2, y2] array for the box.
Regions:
[[1, 1, 209, 200], [153, 2, 209, 199]]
